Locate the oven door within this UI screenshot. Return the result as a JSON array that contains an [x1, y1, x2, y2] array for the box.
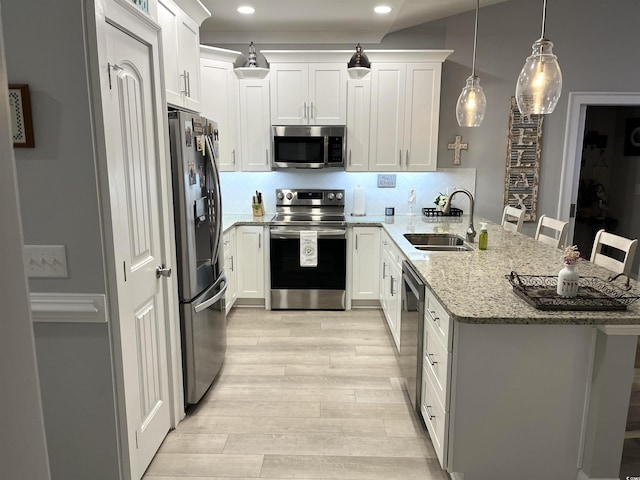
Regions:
[[270, 227, 346, 310]]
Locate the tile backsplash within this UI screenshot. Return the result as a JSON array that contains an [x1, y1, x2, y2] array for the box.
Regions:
[[219, 168, 476, 216]]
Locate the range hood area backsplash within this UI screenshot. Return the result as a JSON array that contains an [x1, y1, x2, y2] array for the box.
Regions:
[[219, 169, 476, 216]]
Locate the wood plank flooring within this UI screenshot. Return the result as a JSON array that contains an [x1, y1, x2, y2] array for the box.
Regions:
[[143, 308, 449, 479]]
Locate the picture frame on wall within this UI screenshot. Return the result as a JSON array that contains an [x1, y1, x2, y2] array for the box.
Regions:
[[623, 117, 640, 156], [9, 84, 35, 148]]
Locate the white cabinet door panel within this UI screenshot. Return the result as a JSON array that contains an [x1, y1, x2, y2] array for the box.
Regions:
[[369, 64, 405, 171]]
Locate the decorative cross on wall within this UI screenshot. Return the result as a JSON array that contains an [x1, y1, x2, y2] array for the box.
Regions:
[[447, 135, 468, 165]]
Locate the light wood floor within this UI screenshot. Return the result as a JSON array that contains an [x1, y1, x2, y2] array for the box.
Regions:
[[143, 308, 449, 479]]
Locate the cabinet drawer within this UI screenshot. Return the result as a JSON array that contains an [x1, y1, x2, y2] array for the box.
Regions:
[[421, 365, 448, 468], [425, 287, 451, 349], [424, 316, 451, 408]]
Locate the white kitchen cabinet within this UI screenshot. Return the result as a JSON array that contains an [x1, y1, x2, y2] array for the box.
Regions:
[[379, 230, 403, 349], [351, 227, 380, 300], [421, 286, 453, 468], [158, 0, 206, 112], [268, 63, 347, 125], [238, 79, 272, 172], [223, 228, 238, 313], [236, 225, 265, 299], [369, 62, 443, 172], [200, 46, 241, 172], [346, 78, 371, 171]]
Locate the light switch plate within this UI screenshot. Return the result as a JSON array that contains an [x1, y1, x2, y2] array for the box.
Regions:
[[377, 174, 396, 188], [24, 245, 68, 278]]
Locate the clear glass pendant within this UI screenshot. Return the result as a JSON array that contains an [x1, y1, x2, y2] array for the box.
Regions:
[[515, 38, 562, 115], [456, 75, 487, 127]]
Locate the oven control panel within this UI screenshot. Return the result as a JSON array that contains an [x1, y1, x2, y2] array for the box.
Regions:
[[275, 189, 345, 207]]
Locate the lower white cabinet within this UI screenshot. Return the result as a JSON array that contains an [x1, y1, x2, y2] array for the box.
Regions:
[[235, 225, 265, 298], [379, 230, 403, 350], [223, 228, 237, 313], [351, 227, 380, 300], [421, 286, 453, 468]]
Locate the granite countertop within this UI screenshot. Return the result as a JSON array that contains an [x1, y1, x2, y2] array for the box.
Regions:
[[223, 213, 640, 325]]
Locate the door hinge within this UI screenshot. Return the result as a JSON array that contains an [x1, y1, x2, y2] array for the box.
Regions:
[[570, 203, 576, 218], [123, 261, 127, 282], [135, 430, 139, 449]]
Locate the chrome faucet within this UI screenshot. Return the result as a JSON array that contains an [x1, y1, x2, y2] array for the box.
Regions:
[[443, 189, 476, 242]]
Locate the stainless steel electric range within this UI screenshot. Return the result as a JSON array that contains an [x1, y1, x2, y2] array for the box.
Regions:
[[269, 188, 347, 310]]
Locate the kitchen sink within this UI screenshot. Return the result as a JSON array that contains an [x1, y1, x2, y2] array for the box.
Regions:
[[403, 233, 473, 252]]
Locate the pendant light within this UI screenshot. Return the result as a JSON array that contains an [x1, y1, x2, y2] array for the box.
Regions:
[[515, 0, 562, 115], [456, 0, 486, 127]]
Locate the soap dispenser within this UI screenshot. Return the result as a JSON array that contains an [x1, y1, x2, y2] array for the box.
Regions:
[[479, 222, 488, 250]]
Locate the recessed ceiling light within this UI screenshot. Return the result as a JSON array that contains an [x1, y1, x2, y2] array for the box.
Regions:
[[374, 5, 392, 14], [237, 6, 255, 14]]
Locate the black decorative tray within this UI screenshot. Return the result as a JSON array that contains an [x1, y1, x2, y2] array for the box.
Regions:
[[505, 271, 640, 311], [422, 207, 463, 217]]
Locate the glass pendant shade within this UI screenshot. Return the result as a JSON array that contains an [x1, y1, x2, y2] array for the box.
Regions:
[[515, 38, 562, 115], [456, 75, 486, 127]]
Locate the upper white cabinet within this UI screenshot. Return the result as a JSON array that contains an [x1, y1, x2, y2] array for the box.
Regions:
[[238, 78, 272, 172], [367, 51, 451, 172], [263, 51, 348, 125], [346, 77, 371, 171], [158, 0, 209, 112], [200, 46, 241, 171]]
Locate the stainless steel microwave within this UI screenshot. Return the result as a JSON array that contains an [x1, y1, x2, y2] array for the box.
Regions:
[[272, 125, 346, 169]]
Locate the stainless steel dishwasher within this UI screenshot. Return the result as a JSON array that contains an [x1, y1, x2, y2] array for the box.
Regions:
[[400, 260, 425, 417]]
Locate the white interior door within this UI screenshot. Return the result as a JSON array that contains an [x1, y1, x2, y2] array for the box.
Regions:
[[105, 23, 171, 479]]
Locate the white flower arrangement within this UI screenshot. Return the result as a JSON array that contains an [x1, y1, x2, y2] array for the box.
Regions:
[[434, 193, 449, 207], [562, 245, 581, 265]]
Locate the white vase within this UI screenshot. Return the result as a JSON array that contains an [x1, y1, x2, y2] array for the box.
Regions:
[[557, 263, 579, 297]]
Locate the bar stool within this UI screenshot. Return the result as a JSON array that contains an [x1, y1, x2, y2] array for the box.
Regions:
[[501, 205, 525, 233], [590, 229, 638, 276], [534, 214, 569, 249]]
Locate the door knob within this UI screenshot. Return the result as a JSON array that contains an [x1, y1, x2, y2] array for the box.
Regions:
[[156, 264, 172, 278]]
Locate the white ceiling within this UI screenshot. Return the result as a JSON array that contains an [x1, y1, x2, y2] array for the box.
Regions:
[[199, 0, 510, 45]]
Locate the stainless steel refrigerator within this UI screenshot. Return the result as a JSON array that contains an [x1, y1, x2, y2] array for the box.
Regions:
[[168, 110, 226, 407]]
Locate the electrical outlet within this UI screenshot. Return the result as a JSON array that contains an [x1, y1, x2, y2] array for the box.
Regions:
[[24, 245, 68, 278]]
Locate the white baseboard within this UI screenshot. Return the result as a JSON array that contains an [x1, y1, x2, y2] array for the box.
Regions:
[[30, 293, 107, 323], [576, 469, 619, 480]]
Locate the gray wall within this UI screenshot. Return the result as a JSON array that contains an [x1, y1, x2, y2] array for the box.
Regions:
[[6, 0, 105, 294], [3, 1, 120, 478], [435, 0, 640, 229], [0, 5, 51, 479]]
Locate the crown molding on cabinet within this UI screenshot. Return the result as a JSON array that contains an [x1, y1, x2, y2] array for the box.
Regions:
[[262, 49, 453, 64], [175, 0, 210, 25], [200, 45, 242, 63]]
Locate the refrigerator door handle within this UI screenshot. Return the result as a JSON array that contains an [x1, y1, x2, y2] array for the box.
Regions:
[[194, 280, 228, 313], [205, 135, 223, 266]]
